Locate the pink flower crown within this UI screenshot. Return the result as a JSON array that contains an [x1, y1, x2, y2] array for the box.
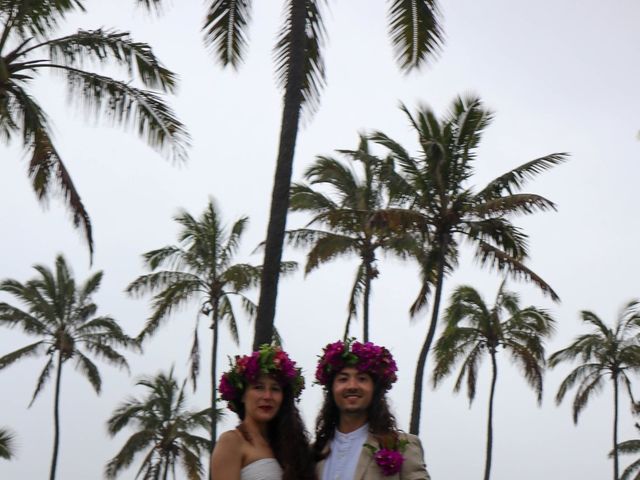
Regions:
[[218, 344, 304, 412], [315, 338, 398, 390]]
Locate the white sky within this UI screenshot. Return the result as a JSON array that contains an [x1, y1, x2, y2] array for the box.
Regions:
[[1, 1, 640, 479]]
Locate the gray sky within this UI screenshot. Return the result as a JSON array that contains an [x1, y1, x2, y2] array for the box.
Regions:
[[2, 1, 640, 479]]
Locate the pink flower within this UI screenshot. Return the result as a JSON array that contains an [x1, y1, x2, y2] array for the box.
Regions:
[[218, 374, 235, 401], [374, 448, 404, 476]]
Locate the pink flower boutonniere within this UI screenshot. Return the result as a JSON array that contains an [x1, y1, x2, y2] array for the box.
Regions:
[[364, 438, 409, 476]]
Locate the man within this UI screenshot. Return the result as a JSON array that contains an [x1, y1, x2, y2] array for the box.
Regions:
[[313, 339, 431, 480]]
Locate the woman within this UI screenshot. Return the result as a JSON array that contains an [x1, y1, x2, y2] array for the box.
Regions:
[[211, 344, 315, 480]]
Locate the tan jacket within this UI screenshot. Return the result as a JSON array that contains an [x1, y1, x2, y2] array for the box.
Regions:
[[316, 431, 431, 480]]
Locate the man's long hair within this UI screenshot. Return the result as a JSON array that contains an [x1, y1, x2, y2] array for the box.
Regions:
[[236, 384, 315, 480], [312, 376, 398, 460]]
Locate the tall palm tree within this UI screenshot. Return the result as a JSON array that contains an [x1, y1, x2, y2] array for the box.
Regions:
[[287, 135, 410, 341], [614, 423, 640, 480], [433, 282, 555, 480], [106, 368, 212, 480], [126, 199, 295, 446], [371, 95, 566, 434], [0, 254, 135, 480], [549, 301, 640, 480], [0, 0, 189, 258], [0, 427, 16, 460], [136, 0, 444, 349]]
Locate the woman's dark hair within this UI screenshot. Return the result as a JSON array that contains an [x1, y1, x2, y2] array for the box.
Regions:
[[237, 384, 316, 480], [312, 374, 398, 461]]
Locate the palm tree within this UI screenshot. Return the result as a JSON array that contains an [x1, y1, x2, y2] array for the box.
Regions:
[[0, 0, 189, 258], [126, 199, 295, 446], [136, 0, 444, 349], [106, 368, 212, 480], [614, 423, 640, 480], [0, 427, 16, 460], [549, 301, 640, 480], [371, 95, 566, 434], [433, 282, 555, 480], [0, 254, 135, 480], [287, 135, 410, 341]]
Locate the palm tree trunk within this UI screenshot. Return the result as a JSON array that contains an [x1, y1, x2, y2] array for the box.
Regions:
[[484, 350, 498, 480], [613, 374, 620, 480], [253, 0, 308, 350], [409, 244, 447, 435], [162, 455, 170, 480], [49, 352, 63, 480], [209, 302, 220, 480], [363, 262, 372, 342]]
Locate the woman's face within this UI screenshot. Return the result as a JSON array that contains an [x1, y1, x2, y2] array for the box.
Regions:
[[242, 374, 284, 423]]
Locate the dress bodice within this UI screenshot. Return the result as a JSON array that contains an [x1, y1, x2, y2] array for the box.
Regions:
[[240, 458, 283, 480]]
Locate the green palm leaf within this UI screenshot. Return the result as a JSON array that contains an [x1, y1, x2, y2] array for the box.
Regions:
[[203, 0, 253, 69]]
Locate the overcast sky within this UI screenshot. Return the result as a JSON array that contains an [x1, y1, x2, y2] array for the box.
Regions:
[[2, 1, 640, 479]]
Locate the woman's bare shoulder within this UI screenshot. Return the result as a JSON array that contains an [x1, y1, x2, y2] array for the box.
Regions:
[[211, 429, 245, 478], [216, 429, 245, 451]]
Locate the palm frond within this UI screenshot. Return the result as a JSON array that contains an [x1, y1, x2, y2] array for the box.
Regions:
[[0, 302, 49, 334], [28, 354, 54, 407], [0, 0, 85, 38], [274, 0, 326, 117], [45, 29, 177, 91], [126, 271, 201, 298], [105, 430, 156, 479], [473, 193, 557, 217], [48, 65, 189, 161], [74, 350, 102, 393], [304, 233, 358, 274], [0, 341, 45, 370], [474, 241, 559, 301], [203, 0, 253, 69], [9, 85, 94, 256], [0, 427, 16, 460], [188, 317, 200, 390], [388, 0, 443, 72], [478, 153, 569, 198]]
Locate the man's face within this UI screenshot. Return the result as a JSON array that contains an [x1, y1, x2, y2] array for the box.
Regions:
[[331, 367, 374, 415]]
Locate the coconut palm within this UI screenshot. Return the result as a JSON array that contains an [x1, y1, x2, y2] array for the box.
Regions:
[[0, 0, 189, 258], [136, 0, 444, 348], [433, 282, 555, 480], [0, 254, 135, 480], [126, 199, 295, 446], [371, 95, 566, 434], [0, 427, 16, 460], [106, 368, 212, 480], [287, 135, 410, 341], [550, 301, 640, 480]]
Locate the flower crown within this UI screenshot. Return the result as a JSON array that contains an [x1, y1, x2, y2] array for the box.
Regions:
[[315, 338, 398, 390], [218, 344, 304, 412]]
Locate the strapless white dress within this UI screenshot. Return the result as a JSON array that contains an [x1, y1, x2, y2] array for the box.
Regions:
[[240, 458, 283, 480]]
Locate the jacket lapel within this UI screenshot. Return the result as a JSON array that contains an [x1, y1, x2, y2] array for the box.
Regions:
[[354, 433, 377, 480]]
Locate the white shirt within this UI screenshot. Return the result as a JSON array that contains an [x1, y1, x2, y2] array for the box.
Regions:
[[322, 423, 369, 480]]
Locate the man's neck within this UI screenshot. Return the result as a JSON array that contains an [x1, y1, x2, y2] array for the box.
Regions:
[[337, 414, 368, 434]]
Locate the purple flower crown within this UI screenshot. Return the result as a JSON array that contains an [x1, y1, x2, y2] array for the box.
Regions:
[[218, 344, 304, 412], [315, 338, 398, 390]]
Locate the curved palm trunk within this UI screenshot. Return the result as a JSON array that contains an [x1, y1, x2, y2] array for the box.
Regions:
[[49, 352, 63, 480], [409, 245, 447, 435], [253, 0, 307, 350], [363, 262, 372, 342], [613, 374, 620, 480], [484, 350, 499, 480]]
